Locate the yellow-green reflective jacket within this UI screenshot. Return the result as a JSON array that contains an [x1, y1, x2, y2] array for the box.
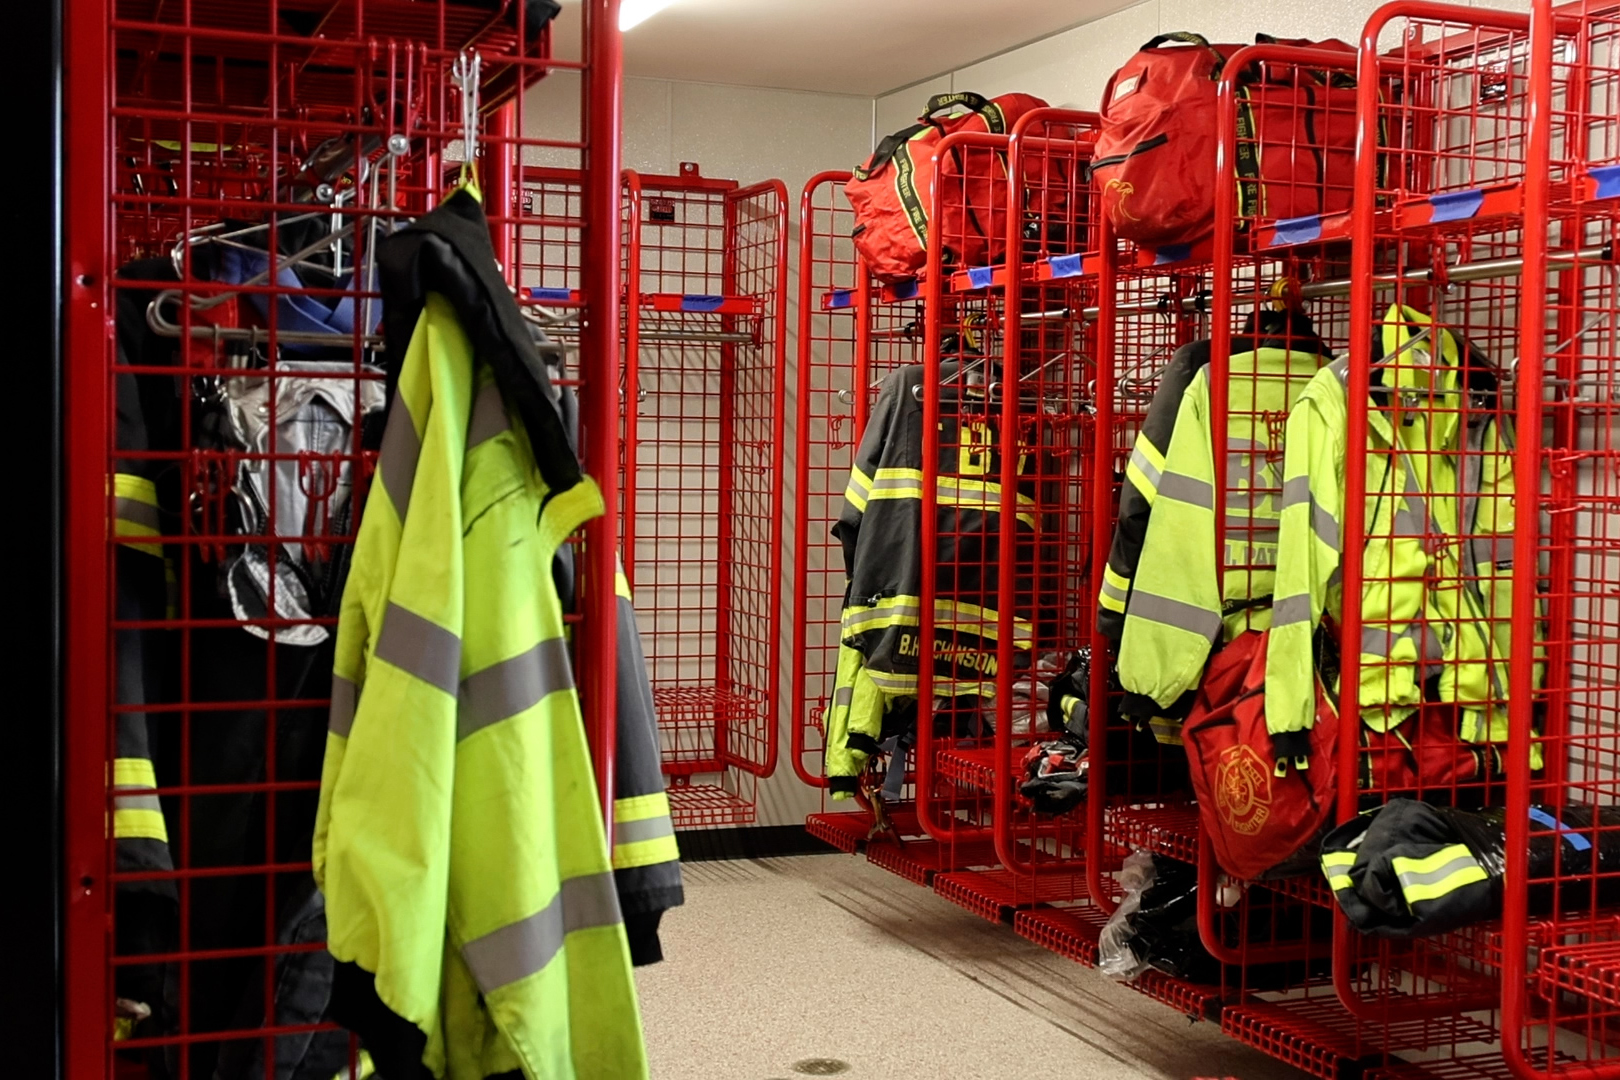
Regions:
[[313, 290, 646, 1080], [1111, 315, 1329, 744], [1265, 305, 1540, 768]]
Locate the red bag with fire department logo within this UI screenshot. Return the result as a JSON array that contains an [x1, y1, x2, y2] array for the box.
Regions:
[[1182, 629, 1338, 880]]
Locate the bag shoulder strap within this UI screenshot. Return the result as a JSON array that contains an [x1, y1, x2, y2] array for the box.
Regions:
[[923, 91, 991, 119], [1139, 31, 1227, 78], [853, 122, 929, 181]]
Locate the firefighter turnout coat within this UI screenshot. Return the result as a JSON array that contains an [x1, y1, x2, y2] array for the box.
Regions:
[[1106, 312, 1331, 744], [1265, 305, 1531, 770], [314, 189, 650, 1080], [824, 363, 1034, 796]]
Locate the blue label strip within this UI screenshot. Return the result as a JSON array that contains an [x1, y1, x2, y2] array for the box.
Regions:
[[1269, 214, 1323, 247], [967, 266, 995, 290], [1592, 164, 1620, 201], [1153, 244, 1192, 266], [1529, 805, 1593, 851], [826, 289, 854, 309], [890, 279, 920, 300], [1429, 188, 1486, 223], [528, 287, 575, 302], [1047, 253, 1084, 279], [681, 294, 725, 312]]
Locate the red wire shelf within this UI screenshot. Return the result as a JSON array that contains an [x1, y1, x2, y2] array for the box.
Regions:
[[934, 867, 1091, 923], [666, 783, 758, 830], [1128, 969, 1228, 1022], [1107, 803, 1201, 865], [806, 809, 872, 854], [1013, 904, 1110, 967], [1224, 993, 1500, 1080]]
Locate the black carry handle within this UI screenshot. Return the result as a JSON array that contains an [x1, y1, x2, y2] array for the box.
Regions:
[[923, 90, 991, 120], [1140, 31, 1227, 79], [853, 122, 929, 181]]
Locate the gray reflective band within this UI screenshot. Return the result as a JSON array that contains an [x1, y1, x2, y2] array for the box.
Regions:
[[329, 675, 358, 737], [1393, 492, 1428, 538], [614, 815, 675, 845], [871, 474, 923, 493], [1272, 594, 1313, 627], [114, 496, 161, 531], [1100, 578, 1129, 603], [457, 636, 575, 740], [1281, 476, 1311, 510], [461, 871, 622, 994], [1159, 471, 1214, 509], [1361, 626, 1443, 662], [467, 381, 510, 448], [374, 602, 462, 695], [1473, 536, 1514, 566], [1397, 853, 1481, 893], [1127, 591, 1222, 641], [1129, 446, 1163, 491], [832, 685, 854, 707], [113, 789, 162, 813], [377, 394, 422, 522], [1311, 498, 1340, 550]]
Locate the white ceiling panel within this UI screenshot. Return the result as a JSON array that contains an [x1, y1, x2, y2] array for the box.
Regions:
[[553, 0, 1146, 96]]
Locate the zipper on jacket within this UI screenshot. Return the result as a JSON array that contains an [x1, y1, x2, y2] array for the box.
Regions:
[[1087, 132, 1170, 176]]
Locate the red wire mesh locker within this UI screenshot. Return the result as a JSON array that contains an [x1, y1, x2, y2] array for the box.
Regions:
[[1500, 3, 1620, 1077], [62, 2, 626, 1077], [620, 166, 787, 829]]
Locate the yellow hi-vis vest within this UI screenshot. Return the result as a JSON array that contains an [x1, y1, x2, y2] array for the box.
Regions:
[[313, 293, 646, 1079], [1265, 305, 1540, 768]]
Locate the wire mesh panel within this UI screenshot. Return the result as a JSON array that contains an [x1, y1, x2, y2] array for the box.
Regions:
[[622, 167, 787, 828], [64, 3, 623, 1078]]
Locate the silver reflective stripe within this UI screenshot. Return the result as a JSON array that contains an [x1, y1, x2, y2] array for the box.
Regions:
[[457, 636, 575, 740], [1473, 536, 1513, 567], [832, 685, 853, 707], [329, 674, 358, 737], [1396, 853, 1481, 892], [614, 815, 675, 845], [113, 789, 162, 813], [114, 496, 161, 531], [1362, 627, 1402, 657], [1281, 476, 1311, 510], [1129, 445, 1162, 491], [1272, 594, 1312, 627], [871, 473, 923, 494], [1100, 577, 1129, 604], [1159, 471, 1214, 510], [377, 393, 422, 522], [461, 871, 622, 994], [1127, 591, 1222, 641], [467, 381, 510, 448], [374, 602, 462, 695]]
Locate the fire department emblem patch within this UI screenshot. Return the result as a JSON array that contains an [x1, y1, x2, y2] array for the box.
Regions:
[[1215, 744, 1271, 836], [1103, 178, 1140, 222]]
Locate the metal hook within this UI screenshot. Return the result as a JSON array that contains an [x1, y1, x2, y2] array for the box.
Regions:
[[452, 50, 483, 169]]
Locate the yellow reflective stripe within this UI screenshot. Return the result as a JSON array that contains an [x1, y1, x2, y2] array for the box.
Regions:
[[1104, 564, 1131, 592], [1100, 564, 1130, 613], [1136, 438, 1166, 474], [113, 473, 163, 556], [1098, 589, 1127, 614], [867, 467, 925, 501], [844, 467, 874, 511], [331, 1051, 377, 1080], [1147, 716, 1184, 746], [1327, 874, 1354, 892], [842, 596, 1033, 645], [1391, 843, 1488, 904], [1390, 843, 1470, 876], [113, 757, 157, 788], [1321, 851, 1356, 869], [615, 791, 671, 824], [1399, 863, 1488, 904], [113, 808, 168, 841]]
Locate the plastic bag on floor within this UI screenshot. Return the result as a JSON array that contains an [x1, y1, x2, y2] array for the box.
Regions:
[[1098, 850, 1156, 979]]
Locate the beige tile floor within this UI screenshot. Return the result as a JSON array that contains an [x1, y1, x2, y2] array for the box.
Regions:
[[636, 854, 1309, 1080]]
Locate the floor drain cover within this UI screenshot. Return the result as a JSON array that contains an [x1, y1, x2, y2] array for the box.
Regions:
[[792, 1060, 850, 1076]]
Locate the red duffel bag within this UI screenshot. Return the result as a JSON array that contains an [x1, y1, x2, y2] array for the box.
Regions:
[[1182, 629, 1339, 881], [1089, 32, 1359, 248], [845, 91, 1048, 283]]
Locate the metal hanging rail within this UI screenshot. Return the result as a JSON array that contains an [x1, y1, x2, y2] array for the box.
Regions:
[[1020, 243, 1614, 322]]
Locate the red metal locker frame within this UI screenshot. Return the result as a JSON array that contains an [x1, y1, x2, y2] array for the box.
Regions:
[[61, 1, 627, 1076], [620, 165, 788, 828]]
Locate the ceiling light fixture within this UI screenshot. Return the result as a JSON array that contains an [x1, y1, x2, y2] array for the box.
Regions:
[[619, 0, 678, 31]]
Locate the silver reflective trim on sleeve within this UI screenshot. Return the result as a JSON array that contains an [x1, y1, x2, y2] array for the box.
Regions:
[[466, 380, 511, 448], [1129, 445, 1163, 491], [1279, 474, 1339, 549], [374, 602, 463, 695], [613, 815, 676, 845], [114, 496, 162, 531], [1281, 476, 1311, 510], [832, 685, 854, 707], [1126, 591, 1222, 642], [377, 393, 422, 522], [457, 636, 575, 740], [841, 603, 921, 635], [1099, 577, 1129, 605], [112, 790, 163, 814], [460, 871, 623, 994], [329, 674, 358, 737], [1158, 471, 1214, 510], [1395, 852, 1483, 896], [1271, 594, 1313, 627]]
